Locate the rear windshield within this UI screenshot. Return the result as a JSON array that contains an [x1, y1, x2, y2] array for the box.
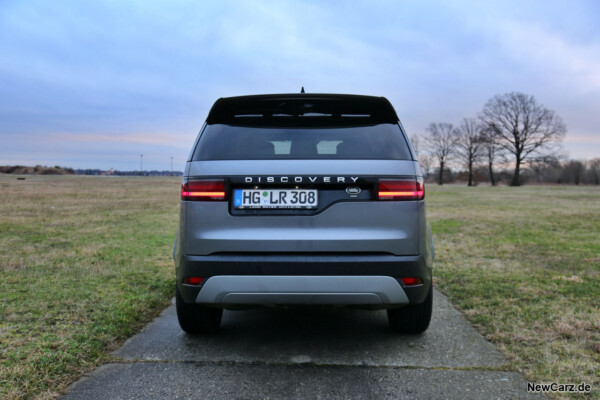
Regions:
[[193, 124, 412, 160]]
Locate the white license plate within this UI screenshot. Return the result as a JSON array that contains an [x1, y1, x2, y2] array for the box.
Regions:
[[234, 189, 318, 209]]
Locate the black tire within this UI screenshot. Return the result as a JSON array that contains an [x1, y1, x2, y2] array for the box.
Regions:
[[176, 286, 222, 334], [387, 286, 432, 334]]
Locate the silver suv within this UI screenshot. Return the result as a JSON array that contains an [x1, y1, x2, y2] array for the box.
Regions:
[[173, 93, 434, 334]]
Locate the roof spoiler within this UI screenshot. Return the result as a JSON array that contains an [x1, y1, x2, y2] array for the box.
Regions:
[[206, 93, 399, 126]]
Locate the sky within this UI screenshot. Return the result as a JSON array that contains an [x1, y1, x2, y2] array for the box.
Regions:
[[1, 0, 599, 171]]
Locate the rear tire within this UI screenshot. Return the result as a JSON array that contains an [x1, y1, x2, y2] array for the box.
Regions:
[[387, 286, 432, 334], [176, 286, 222, 334]]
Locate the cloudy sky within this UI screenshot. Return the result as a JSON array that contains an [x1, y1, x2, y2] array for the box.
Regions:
[[1, 0, 599, 171]]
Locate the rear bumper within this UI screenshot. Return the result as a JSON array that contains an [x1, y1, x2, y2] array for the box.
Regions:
[[196, 275, 409, 306], [176, 253, 432, 307]]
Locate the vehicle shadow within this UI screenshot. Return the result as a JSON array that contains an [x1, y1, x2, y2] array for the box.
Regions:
[[115, 290, 506, 368]]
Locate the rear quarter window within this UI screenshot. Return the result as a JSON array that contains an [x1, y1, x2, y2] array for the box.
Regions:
[[193, 124, 412, 160]]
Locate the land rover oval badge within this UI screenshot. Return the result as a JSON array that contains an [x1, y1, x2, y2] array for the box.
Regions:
[[346, 186, 361, 197]]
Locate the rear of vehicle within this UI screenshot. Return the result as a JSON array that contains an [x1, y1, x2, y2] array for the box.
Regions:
[[174, 94, 434, 334]]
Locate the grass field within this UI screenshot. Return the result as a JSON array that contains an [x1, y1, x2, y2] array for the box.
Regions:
[[429, 184, 600, 399], [0, 176, 179, 399], [0, 176, 598, 399]]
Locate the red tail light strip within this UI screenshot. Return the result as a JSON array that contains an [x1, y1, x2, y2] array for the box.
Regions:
[[181, 180, 226, 201], [379, 191, 417, 197], [182, 191, 226, 197], [378, 178, 425, 200]]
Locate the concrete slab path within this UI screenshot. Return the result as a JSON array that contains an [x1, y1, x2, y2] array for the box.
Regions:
[[62, 290, 543, 399]]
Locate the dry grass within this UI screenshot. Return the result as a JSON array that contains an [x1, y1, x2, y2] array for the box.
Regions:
[[1, 177, 598, 399], [428, 184, 600, 399], [0, 175, 180, 399]]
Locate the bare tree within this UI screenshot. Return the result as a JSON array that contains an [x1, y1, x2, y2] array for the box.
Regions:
[[410, 134, 421, 158], [588, 158, 600, 185], [480, 92, 566, 186], [424, 123, 458, 185], [410, 133, 433, 179], [480, 127, 500, 186], [529, 155, 561, 184], [562, 160, 585, 185], [455, 118, 483, 186], [419, 153, 433, 180]]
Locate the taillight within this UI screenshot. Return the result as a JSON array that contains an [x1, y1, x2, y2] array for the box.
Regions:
[[378, 178, 424, 200], [181, 180, 226, 201]]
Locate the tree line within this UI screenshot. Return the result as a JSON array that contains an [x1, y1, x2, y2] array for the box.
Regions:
[[409, 91, 596, 186], [0, 165, 183, 177]]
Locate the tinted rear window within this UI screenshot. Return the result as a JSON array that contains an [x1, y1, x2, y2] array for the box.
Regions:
[[193, 124, 412, 160]]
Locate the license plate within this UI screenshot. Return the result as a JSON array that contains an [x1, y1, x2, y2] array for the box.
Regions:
[[234, 189, 318, 209]]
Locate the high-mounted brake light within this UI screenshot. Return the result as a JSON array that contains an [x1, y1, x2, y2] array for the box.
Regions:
[[378, 178, 424, 200], [181, 180, 226, 201]]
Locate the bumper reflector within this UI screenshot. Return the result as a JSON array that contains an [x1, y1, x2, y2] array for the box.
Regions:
[[183, 277, 204, 285], [401, 277, 423, 286]]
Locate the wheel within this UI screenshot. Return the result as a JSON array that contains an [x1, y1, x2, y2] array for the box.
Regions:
[[176, 285, 222, 334], [387, 286, 432, 333]]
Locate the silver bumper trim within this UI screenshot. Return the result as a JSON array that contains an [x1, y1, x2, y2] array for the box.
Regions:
[[195, 275, 409, 305]]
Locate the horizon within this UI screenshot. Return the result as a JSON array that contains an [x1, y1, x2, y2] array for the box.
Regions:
[[1, 1, 599, 170]]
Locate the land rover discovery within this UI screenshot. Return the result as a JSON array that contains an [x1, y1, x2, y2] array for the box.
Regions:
[[173, 93, 434, 334]]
